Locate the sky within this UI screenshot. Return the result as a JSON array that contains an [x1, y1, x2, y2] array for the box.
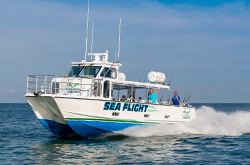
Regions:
[[0, 0, 250, 103]]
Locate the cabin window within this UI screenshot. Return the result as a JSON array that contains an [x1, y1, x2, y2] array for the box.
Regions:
[[100, 67, 117, 79], [65, 66, 82, 77], [52, 82, 59, 94], [79, 66, 101, 77], [103, 81, 110, 98]]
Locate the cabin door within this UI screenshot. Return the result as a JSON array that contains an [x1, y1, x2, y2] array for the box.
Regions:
[[103, 81, 110, 98]]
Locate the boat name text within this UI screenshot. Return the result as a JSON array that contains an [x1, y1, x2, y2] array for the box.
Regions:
[[103, 102, 148, 112]]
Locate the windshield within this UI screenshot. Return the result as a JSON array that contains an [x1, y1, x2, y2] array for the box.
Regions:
[[65, 66, 82, 77], [78, 66, 101, 77], [101, 67, 117, 79]]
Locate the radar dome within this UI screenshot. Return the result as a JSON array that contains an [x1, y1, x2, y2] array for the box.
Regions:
[[147, 71, 166, 84]]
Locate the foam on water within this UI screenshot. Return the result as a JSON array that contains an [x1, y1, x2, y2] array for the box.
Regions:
[[118, 106, 250, 137]]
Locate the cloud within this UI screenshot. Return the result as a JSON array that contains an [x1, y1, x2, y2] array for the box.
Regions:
[[8, 89, 17, 93], [1, 89, 17, 94]]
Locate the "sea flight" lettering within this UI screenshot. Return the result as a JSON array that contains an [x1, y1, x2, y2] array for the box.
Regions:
[[103, 102, 148, 112]]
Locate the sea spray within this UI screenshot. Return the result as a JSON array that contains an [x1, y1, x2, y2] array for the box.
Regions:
[[117, 106, 250, 137]]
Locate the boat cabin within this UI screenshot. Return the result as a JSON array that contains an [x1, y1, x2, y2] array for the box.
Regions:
[[26, 50, 170, 104]]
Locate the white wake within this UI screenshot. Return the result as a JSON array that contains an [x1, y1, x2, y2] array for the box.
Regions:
[[118, 106, 250, 137]]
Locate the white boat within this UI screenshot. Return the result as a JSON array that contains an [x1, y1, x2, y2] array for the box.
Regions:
[[25, 50, 195, 138], [25, 2, 195, 138]]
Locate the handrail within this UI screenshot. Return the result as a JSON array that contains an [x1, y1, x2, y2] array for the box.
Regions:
[[26, 75, 192, 107], [26, 75, 102, 97]]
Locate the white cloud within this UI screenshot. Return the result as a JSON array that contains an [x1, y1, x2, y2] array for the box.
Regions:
[[1, 89, 17, 93], [8, 89, 16, 93]]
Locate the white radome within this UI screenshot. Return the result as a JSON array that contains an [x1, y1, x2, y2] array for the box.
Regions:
[[118, 72, 126, 81], [147, 71, 166, 83]]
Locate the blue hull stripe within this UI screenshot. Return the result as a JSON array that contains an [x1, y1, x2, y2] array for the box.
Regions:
[[66, 120, 145, 138], [66, 120, 108, 138], [39, 119, 76, 137]]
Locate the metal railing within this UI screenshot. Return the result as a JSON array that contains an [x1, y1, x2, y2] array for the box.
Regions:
[[27, 75, 102, 97]]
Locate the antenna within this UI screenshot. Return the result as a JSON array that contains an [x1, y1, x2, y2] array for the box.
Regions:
[[91, 22, 94, 61], [84, 0, 90, 61], [117, 18, 121, 62]]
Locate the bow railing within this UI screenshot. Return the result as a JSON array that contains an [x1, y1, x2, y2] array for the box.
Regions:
[[26, 75, 102, 97]]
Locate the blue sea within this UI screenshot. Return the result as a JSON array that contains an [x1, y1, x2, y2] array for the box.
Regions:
[[1, 103, 250, 164]]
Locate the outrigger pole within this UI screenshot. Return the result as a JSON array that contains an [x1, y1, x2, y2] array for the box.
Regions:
[[84, 0, 90, 61], [117, 18, 121, 63]]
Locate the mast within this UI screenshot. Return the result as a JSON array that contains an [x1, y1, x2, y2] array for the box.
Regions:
[[84, 0, 90, 61]]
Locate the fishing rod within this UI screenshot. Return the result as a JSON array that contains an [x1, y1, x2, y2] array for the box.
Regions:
[[167, 89, 172, 105], [167, 69, 175, 86], [177, 85, 183, 96], [138, 68, 146, 82], [134, 70, 140, 81], [143, 68, 151, 82], [166, 77, 176, 105], [183, 87, 194, 106], [187, 88, 195, 103], [160, 89, 167, 104], [186, 96, 191, 105], [183, 86, 190, 104], [159, 90, 163, 102]]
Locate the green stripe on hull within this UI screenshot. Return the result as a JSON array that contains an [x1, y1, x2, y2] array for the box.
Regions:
[[147, 110, 158, 112], [65, 118, 159, 124]]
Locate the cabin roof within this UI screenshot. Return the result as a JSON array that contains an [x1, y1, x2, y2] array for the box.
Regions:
[[111, 79, 170, 90]]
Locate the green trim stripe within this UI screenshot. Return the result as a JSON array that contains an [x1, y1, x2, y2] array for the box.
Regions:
[[147, 110, 158, 112], [65, 118, 159, 124]]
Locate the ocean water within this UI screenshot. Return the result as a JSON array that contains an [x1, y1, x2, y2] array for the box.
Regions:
[[0, 103, 250, 164]]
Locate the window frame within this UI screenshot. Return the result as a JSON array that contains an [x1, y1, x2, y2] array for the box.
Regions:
[[100, 67, 117, 79], [78, 66, 102, 78], [65, 66, 83, 77]]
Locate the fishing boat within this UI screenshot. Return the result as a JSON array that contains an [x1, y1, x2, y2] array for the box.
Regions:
[[25, 49, 195, 138], [25, 2, 195, 138]]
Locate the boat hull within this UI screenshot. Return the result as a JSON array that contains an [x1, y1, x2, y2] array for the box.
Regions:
[[54, 96, 195, 138], [25, 95, 195, 138], [25, 95, 76, 137], [65, 119, 145, 138]]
